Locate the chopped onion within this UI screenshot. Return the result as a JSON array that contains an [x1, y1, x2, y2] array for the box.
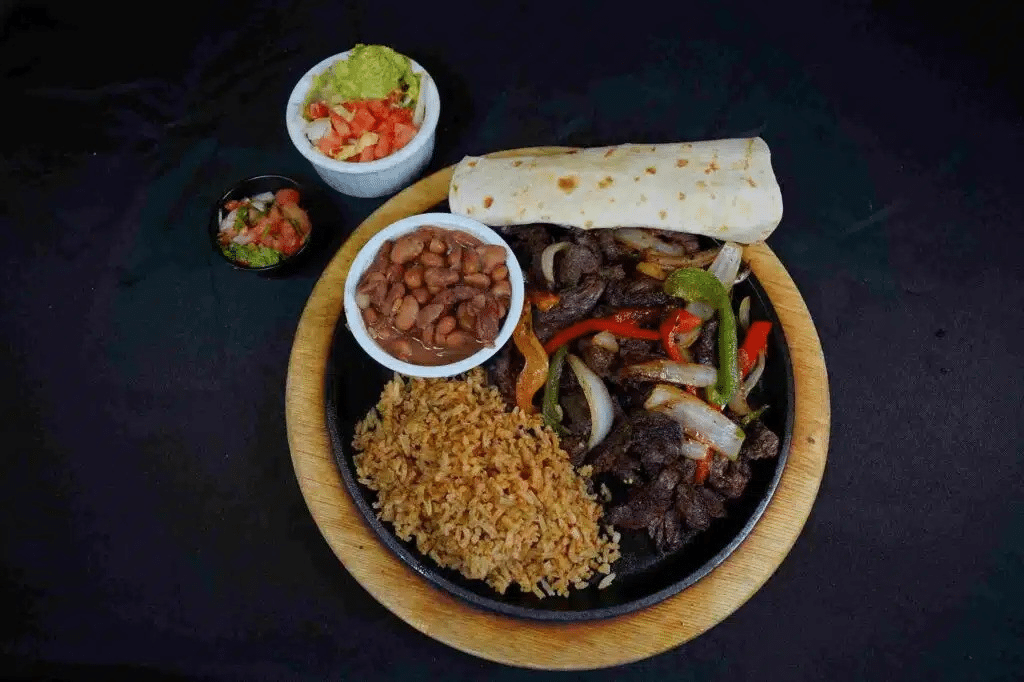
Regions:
[[412, 73, 429, 127], [727, 349, 766, 416], [614, 228, 687, 256], [252, 191, 275, 202], [676, 325, 702, 349], [540, 242, 571, 287], [686, 241, 744, 320], [644, 383, 745, 460], [645, 247, 720, 270], [591, 331, 619, 353], [304, 118, 331, 144], [219, 208, 239, 232], [738, 295, 751, 332], [621, 360, 717, 387], [679, 437, 712, 461], [566, 353, 614, 450]]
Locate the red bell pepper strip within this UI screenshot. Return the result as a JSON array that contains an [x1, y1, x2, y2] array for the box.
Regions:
[[542, 317, 660, 355], [694, 454, 711, 485], [738, 321, 772, 377], [659, 308, 703, 362]]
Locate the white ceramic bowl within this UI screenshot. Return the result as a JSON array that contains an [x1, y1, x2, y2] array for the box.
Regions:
[[285, 50, 441, 198], [343, 213, 525, 378]]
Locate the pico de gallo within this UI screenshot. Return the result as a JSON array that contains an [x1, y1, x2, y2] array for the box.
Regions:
[[301, 44, 424, 163], [217, 188, 311, 267]]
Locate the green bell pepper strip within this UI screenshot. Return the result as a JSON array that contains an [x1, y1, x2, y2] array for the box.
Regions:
[[663, 267, 740, 407], [542, 344, 569, 435]]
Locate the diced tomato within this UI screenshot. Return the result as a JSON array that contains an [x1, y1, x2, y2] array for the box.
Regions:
[[280, 203, 311, 236], [224, 199, 242, 211], [392, 122, 417, 150], [365, 98, 390, 118], [358, 145, 375, 162], [376, 117, 395, 141], [317, 128, 347, 156], [348, 107, 377, 136], [306, 101, 329, 119], [391, 106, 413, 125], [374, 134, 393, 159], [275, 188, 300, 206], [329, 112, 351, 138]]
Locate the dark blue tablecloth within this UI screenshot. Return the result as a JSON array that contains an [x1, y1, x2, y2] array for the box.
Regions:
[[2, 1, 1022, 679]]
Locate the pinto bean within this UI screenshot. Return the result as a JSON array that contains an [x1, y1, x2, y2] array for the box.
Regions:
[[428, 237, 446, 254], [361, 307, 378, 326], [447, 246, 463, 270], [462, 248, 481, 275], [390, 235, 425, 264], [423, 267, 460, 288], [490, 264, 508, 281], [410, 287, 430, 305], [436, 315, 457, 338], [416, 303, 445, 328], [463, 272, 490, 289], [450, 285, 480, 302], [403, 265, 424, 289], [444, 330, 475, 348], [468, 293, 487, 314], [478, 245, 507, 273], [367, 280, 389, 309], [390, 337, 413, 359], [367, 242, 391, 274], [476, 300, 500, 344], [394, 295, 420, 331], [491, 279, 512, 299], [421, 322, 436, 348], [355, 292, 371, 309], [381, 282, 406, 315], [419, 252, 445, 268], [357, 270, 387, 294], [456, 302, 476, 332], [385, 263, 405, 283]]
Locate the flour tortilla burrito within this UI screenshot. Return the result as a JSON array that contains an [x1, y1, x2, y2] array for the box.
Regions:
[[448, 138, 783, 244]]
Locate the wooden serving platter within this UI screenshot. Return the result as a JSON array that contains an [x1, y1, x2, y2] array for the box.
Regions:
[[285, 147, 830, 670]]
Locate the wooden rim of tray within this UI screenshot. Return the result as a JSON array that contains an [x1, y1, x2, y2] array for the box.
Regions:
[[285, 147, 830, 670]]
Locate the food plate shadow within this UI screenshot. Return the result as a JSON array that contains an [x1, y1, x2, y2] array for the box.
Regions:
[[325, 271, 794, 622]]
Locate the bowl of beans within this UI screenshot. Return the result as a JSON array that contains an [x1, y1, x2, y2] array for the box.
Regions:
[[342, 213, 525, 377]]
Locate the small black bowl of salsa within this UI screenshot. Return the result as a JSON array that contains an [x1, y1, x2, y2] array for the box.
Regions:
[[210, 174, 317, 273]]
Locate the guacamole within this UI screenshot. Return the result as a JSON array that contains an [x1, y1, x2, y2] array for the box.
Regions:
[[222, 243, 282, 268], [303, 44, 421, 115]]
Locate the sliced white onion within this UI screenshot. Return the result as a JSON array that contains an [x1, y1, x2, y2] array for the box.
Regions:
[[727, 349, 767, 416], [621, 360, 717, 387], [676, 325, 702, 349], [231, 231, 256, 245], [566, 353, 614, 450], [540, 242, 571, 287], [685, 241, 744, 320], [591, 331, 619, 353], [679, 437, 712, 461], [644, 383, 745, 460], [252, 191, 275, 202], [304, 118, 331, 144], [738, 295, 751, 332], [645, 247, 720, 270], [614, 228, 686, 256]]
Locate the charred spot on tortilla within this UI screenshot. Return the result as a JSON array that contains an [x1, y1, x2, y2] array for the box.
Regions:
[[678, 192, 686, 200], [452, 184, 459, 193], [557, 175, 579, 193], [634, 177, 640, 182], [696, 180, 708, 189], [659, 210, 667, 219], [646, 167, 657, 175], [598, 176, 614, 189], [568, 150, 579, 154], [466, 206, 474, 214], [512, 160, 523, 167], [585, 220, 593, 228], [747, 176, 757, 188], [705, 159, 720, 174], [676, 159, 689, 167], [468, 160, 478, 167], [604, 148, 614, 158], [483, 196, 493, 208], [640, 194, 648, 203]]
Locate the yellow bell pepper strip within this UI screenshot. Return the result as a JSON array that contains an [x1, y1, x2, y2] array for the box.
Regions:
[[511, 302, 549, 414], [541, 344, 569, 435], [659, 308, 703, 362], [663, 268, 739, 407], [738, 320, 772, 377]]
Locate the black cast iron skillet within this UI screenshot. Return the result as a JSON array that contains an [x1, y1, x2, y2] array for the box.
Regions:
[[325, 240, 794, 622]]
